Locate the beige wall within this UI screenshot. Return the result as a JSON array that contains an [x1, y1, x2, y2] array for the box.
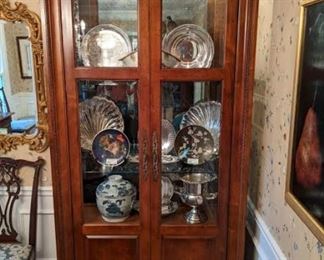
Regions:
[[0, 0, 52, 187], [250, 0, 324, 258]]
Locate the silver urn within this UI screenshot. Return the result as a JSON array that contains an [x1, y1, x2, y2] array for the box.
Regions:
[[175, 173, 217, 224]]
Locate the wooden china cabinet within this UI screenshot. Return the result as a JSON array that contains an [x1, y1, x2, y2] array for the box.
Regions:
[[48, 0, 259, 259]]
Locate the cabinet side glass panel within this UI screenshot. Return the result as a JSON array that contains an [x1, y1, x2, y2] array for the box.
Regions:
[[78, 80, 139, 223], [162, 0, 226, 68], [161, 81, 221, 225], [73, 0, 138, 67]]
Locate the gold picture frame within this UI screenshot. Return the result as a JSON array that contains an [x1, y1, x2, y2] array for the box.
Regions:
[[285, 0, 324, 243], [0, 0, 48, 153]]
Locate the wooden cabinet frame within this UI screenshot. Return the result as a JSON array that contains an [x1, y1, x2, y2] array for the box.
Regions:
[[47, 0, 259, 259]]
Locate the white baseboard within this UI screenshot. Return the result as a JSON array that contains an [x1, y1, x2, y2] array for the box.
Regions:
[[246, 197, 286, 260]]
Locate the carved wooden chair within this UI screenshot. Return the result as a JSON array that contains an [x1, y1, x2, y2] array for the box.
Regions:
[[0, 157, 44, 260]]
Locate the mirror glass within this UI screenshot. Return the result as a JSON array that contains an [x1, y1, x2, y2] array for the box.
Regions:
[[0, 21, 37, 135]]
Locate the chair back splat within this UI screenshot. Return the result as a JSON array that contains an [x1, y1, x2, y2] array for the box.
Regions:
[[0, 157, 44, 246]]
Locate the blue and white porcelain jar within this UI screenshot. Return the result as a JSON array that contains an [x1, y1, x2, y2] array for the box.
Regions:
[[96, 175, 136, 222]]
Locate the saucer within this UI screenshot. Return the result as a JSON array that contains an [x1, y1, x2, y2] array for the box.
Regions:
[[161, 201, 178, 216], [133, 200, 178, 216], [162, 154, 180, 164]]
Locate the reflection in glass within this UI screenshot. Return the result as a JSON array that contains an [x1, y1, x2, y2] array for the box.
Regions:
[[161, 81, 221, 223], [162, 0, 226, 68], [74, 0, 138, 67], [0, 21, 37, 134], [304, 3, 324, 69], [78, 80, 139, 211]]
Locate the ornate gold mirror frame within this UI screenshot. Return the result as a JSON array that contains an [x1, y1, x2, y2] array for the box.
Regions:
[[0, 0, 48, 152], [285, 0, 324, 244]]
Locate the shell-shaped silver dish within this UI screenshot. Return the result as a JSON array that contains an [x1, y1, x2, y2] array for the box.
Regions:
[[161, 119, 176, 155], [79, 96, 124, 151], [180, 101, 221, 154]]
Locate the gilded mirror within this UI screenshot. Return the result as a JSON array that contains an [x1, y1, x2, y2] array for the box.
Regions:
[[0, 0, 48, 152]]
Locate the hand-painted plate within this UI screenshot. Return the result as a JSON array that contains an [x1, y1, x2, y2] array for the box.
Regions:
[[180, 101, 221, 154], [174, 125, 214, 165], [92, 129, 130, 166]]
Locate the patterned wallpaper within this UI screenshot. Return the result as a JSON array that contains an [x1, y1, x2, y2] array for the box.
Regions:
[[4, 22, 33, 94], [249, 0, 324, 258]]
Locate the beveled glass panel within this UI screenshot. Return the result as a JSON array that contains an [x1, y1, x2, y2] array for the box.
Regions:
[[162, 0, 226, 68], [78, 80, 139, 223], [160, 81, 221, 225], [74, 0, 138, 67]]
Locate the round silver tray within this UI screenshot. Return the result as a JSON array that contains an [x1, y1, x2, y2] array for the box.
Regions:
[[162, 24, 214, 68], [81, 24, 132, 67]]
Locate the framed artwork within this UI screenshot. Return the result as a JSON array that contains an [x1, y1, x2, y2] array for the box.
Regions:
[[16, 36, 32, 79], [286, 0, 324, 243]]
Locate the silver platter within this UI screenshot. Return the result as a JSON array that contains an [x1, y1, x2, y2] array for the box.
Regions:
[[180, 101, 221, 154], [161, 119, 176, 154], [79, 96, 124, 151], [81, 24, 132, 67], [162, 24, 214, 68], [162, 155, 180, 164]]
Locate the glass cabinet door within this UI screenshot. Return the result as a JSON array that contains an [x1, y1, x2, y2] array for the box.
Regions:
[[73, 0, 138, 67], [150, 0, 234, 259], [63, 0, 150, 259]]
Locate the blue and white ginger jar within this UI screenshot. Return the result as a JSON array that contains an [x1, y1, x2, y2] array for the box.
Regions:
[[96, 175, 136, 222]]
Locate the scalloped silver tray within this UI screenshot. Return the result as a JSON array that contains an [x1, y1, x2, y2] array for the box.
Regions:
[[79, 96, 124, 151]]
